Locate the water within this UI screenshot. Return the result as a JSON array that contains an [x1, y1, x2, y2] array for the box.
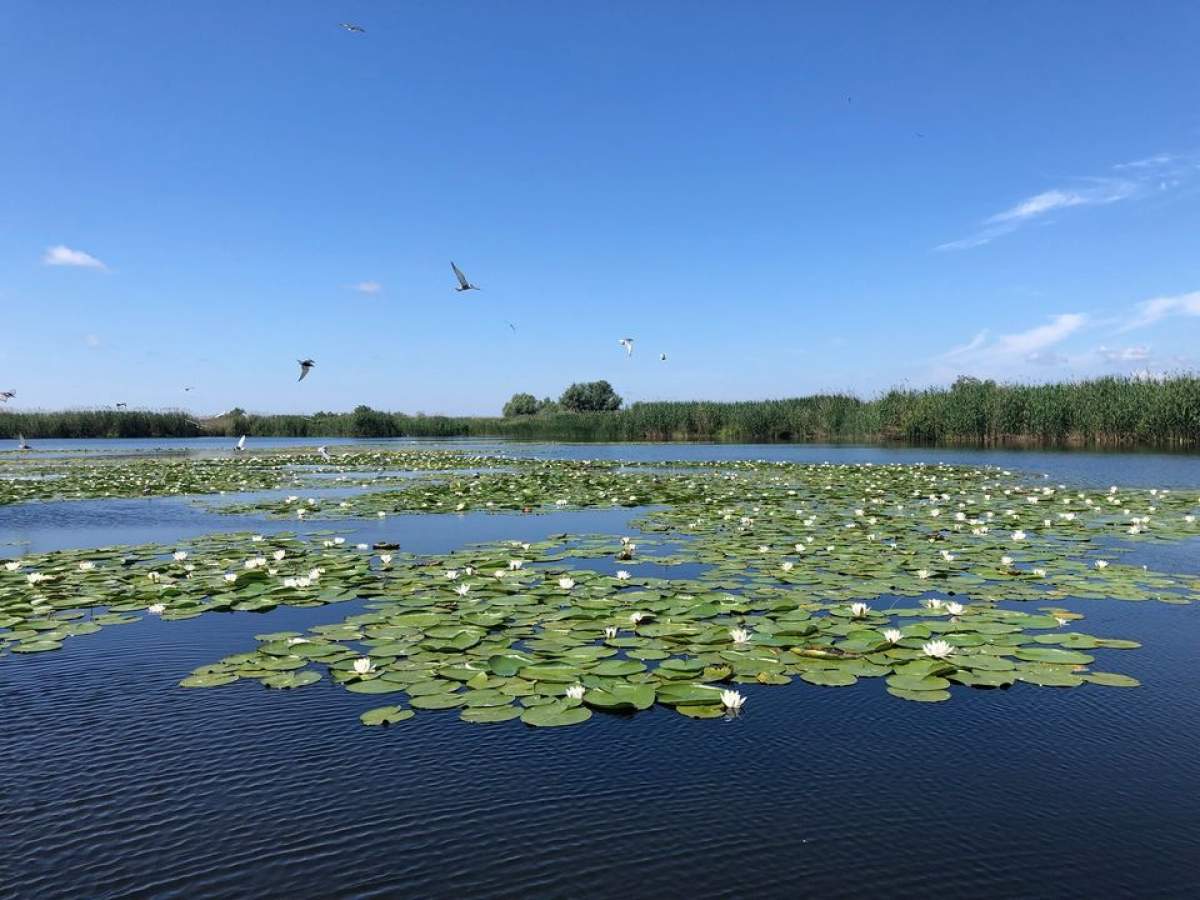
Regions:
[[3, 441, 1199, 898]]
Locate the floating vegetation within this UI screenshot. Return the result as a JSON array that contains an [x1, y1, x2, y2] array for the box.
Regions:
[[2, 449, 1197, 728]]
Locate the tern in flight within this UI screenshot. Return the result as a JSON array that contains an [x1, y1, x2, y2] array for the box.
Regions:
[[506, 321, 517, 334], [318, 445, 331, 461], [184, 386, 194, 392], [0, 391, 14, 402], [340, 23, 366, 33], [17, 434, 31, 450], [115, 402, 127, 409], [619, 338, 634, 357], [660, 353, 667, 362], [451, 262, 479, 292], [298, 359, 316, 381], [234, 435, 247, 452]]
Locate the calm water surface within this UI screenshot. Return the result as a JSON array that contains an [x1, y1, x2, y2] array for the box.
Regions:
[[2, 441, 1199, 898]]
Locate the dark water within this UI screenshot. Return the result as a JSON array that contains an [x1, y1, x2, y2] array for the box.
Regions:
[[3, 444, 1200, 898]]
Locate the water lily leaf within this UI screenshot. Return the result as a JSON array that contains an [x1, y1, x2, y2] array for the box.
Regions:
[[1083, 672, 1140, 687], [520, 702, 592, 727], [360, 705, 414, 725]]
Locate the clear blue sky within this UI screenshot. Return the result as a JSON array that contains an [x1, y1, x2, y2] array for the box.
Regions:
[[2, 1, 1198, 415]]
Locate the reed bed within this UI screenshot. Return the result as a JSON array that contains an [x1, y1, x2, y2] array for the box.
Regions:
[[3, 376, 1197, 447]]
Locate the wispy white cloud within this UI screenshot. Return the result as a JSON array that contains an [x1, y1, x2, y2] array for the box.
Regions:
[[84, 334, 101, 348], [941, 314, 1086, 370], [352, 281, 382, 294], [43, 244, 107, 270], [1117, 290, 1200, 332], [1097, 344, 1150, 363], [937, 152, 1192, 252]]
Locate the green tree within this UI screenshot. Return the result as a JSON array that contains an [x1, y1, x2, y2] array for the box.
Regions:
[[559, 380, 622, 412], [503, 392, 540, 417]]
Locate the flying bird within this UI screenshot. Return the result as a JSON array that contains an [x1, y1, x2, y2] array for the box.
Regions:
[[318, 445, 331, 461], [340, 23, 366, 33], [115, 402, 127, 409], [0, 391, 14, 402], [234, 435, 246, 452], [298, 359, 316, 381], [506, 321, 517, 334], [660, 353, 667, 362], [184, 386, 194, 392], [451, 262, 479, 292], [619, 338, 634, 357], [17, 434, 31, 451]]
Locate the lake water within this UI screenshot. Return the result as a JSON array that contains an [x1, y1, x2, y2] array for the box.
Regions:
[[3, 441, 1199, 898]]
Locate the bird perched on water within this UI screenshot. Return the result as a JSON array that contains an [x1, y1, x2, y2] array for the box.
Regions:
[[115, 402, 127, 409], [451, 262, 479, 292], [298, 359, 316, 381], [660, 353, 667, 362], [318, 445, 331, 461], [619, 338, 634, 357], [17, 434, 31, 450], [340, 23, 366, 33], [234, 435, 247, 452]]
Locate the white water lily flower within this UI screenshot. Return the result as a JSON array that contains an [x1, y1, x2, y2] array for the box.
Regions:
[[223, 573, 237, 583], [945, 602, 964, 616], [1012, 530, 1026, 541], [355, 543, 368, 550], [555, 499, 568, 506], [445, 570, 459, 580], [558, 576, 576, 590], [1095, 560, 1109, 569], [604, 626, 618, 639], [352, 657, 375, 676], [757, 545, 769, 553], [916, 568, 931, 580], [146, 571, 161, 583], [629, 611, 646, 624], [565, 685, 586, 701], [923, 598, 943, 609], [148, 603, 166, 615], [1032, 567, 1047, 577], [781, 561, 794, 572], [252, 534, 265, 541], [721, 689, 746, 711], [850, 602, 870, 618], [940, 550, 955, 562], [377, 511, 386, 518], [287, 637, 310, 645], [79, 561, 96, 571], [508, 559, 524, 570], [380, 553, 393, 565], [729, 626, 751, 644], [615, 570, 631, 581], [922, 639, 955, 659], [273, 550, 286, 561], [1000, 555, 1014, 567], [4, 561, 20, 571], [454, 583, 471, 597], [883, 628, 902, 644], [1184, 515, 1195, 524], [1055, 617, 1069, 627], [172, 551, 188, 562]]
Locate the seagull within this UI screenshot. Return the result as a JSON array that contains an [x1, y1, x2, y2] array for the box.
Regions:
[[0, 391, 14, 402], [660, 353, 667, 362], [234, 435, 247, 452], [318, 445, 331, 461], [451, 262, 479, 292], [184, 386, 194, 392], [115, 402, 127, 409], [340, 23, 366, 33], [619, 337, 634, 357], [298, 359, 316, 381], [17, 434, 31, 451]]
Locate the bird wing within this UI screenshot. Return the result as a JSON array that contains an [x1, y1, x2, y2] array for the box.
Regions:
[[298, 367, 309, 381], [451, 261, 470, 289], [237, 435, 246, 449]]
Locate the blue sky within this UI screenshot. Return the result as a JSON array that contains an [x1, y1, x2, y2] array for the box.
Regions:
[[2, 1, 1198, 415]]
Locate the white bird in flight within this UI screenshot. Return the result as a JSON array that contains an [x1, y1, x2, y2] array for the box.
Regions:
[[660, 353, 667, 362], [451, 262, 479, 292], [340, 23, 366, 33], [619, 338, 634, 357], [0, 391, 14, 402], [115, 402, 127, 409], [234, 435, 246, 452], [298, 359, 316, 381], [318, 445, 331, 461], [17, 434, 31, 450]]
